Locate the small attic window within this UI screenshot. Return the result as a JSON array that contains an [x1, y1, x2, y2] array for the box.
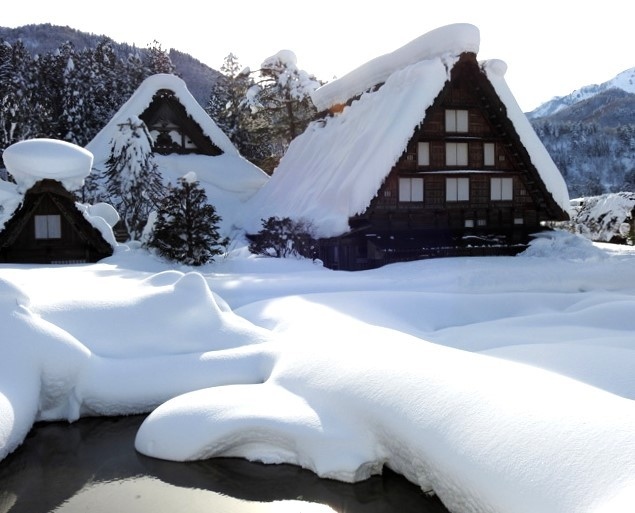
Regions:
[[446, 109, 468, 133], [34, 215, 61, 239]]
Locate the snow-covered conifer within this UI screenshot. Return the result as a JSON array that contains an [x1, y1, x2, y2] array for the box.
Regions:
[[147, 173, 228, 265], [103, 116, 164, 240]]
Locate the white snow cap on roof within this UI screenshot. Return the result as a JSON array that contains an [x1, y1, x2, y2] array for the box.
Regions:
[[243, 23, 570, 236], [3, 139, 93, 192], [86, 74, 240, 162], [312, 23, 480, 111]]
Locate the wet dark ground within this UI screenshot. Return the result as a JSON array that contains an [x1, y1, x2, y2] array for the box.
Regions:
[[0, 415, 450, 513]]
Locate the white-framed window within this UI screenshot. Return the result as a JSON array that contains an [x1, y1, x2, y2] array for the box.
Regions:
[[446, 142, 468, 166], [399, 177, 424, 202], [417, 142, 430, 166], [446, 177, 469, 202], [491, 177, 514, 200], [34, 214, 61, 239], [464, 219, 475, 228], [484, 143, 496, 166], [445, 109, 469, 132]]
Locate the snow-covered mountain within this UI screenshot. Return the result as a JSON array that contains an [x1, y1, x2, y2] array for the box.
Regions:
[[528, 67, 635, 121], [527, 66, 635, 198]]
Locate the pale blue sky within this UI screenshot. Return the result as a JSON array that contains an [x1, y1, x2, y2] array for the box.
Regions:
[[5, 0, 632, 111]]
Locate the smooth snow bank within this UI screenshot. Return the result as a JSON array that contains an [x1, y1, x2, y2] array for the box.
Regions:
[[3, 138, 92, 192], [2, 232, 635, 513], [137, 330, 635, 513], [312, 23, 479, 111]]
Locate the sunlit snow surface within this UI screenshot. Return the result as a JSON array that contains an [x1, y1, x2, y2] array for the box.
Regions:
[[1, 232, 634, 513]]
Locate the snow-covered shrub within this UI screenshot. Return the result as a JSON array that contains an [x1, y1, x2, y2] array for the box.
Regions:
[[146, 173, 228, 266], [248, 216, 318, 259]]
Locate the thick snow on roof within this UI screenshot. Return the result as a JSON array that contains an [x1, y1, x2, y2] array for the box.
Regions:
[[244, 57, 451, 237], [0, 139, 118, 247], [312, 23, 480, 111], [483, 60, 571, 214], [243, 26, 570, 236], [85, 74, 268, 234], [86, 74, 240, 161], [3, 139, 93, 192]]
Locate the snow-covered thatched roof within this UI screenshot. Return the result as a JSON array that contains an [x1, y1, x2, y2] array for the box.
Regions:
[[243, 24, 570, 238], [0, 139, 118, 247], [86, 74, 269, 235]]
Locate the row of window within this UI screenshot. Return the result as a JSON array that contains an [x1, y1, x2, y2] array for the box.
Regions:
[[398, 177, 514, 203], [416, 141, 497, 167]]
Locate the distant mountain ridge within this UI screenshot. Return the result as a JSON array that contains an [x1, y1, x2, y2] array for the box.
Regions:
[[527, 66, 635, 124], [527, 66, 635, 198], [0, 23, 221, 106]]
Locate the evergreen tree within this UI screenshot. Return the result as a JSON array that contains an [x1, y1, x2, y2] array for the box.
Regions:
[[0, 40, 37, 151], [103, 116, 164, 240], [206, 53, 267, 165], [86, 38, 127, 139], [144, 40, 176, 75], [243, 50, 321, 169], [147, 173, 228, 265], [58, 51, 93, 145]]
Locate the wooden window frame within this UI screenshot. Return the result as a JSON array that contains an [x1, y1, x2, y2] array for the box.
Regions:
[[491, 177, 514, 201], [34, 214, 62, 239], [446, 177, 469, 202], [446, 142, 468, 166], [399, 177, 424, 202], [417, 142, 430, 166], [445, 109, 469, 133], [484, 143, 496, 166]]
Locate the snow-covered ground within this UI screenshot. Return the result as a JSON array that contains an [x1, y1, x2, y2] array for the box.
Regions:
[[1, 231, 634, 513]]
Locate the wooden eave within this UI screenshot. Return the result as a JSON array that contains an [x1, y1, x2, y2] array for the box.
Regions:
[[139, 89, 223, 156]]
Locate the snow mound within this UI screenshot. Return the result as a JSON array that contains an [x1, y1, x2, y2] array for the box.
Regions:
[[3, 138, 93, 192], [136, 331, 635, 513], [39, 271, 270, 358], [520, 230, 607, 261]]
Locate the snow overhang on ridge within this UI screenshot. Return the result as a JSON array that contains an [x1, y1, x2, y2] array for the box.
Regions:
[[311, 23, 480, 112]]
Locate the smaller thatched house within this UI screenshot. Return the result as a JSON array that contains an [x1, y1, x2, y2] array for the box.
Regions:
[[0, 139, 118, 264]]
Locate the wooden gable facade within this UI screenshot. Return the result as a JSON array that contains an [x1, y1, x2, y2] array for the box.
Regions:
[[319, 52, 569, 270], [0, 179, 113, 264], [140, 88, 223, 156]]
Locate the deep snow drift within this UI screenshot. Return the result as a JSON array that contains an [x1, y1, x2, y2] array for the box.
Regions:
[[1, 231, 634, 513]]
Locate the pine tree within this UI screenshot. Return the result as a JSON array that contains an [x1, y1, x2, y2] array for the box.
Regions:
[[103, 116, 164, 240], [206, 53, 267, 165], [147, 173, 228, 265], [243, 50, 321, 169], [144, 40, 176, 75], [0, 40, 38, 150]]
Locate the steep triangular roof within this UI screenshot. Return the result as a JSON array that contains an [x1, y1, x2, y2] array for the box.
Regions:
[[87, 74, 240, 160], [86, 74, 269, 235], [243, 24, 570, 238]]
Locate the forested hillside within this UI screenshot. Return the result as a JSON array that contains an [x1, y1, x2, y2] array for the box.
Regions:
[[0, 24, 321, 172], [528, 68, 635, 198]]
